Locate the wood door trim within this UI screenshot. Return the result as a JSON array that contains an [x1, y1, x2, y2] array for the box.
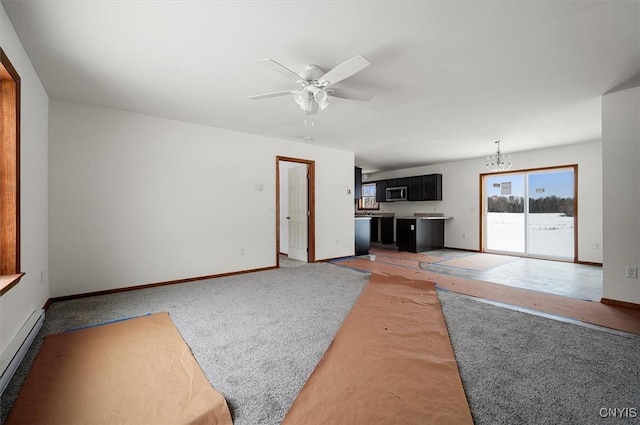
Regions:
[[0, 48, 21, 278], [276, 156, 316, 266]]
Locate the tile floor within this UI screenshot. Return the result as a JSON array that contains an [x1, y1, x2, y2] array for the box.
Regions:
[[371, 243, 603, 301]]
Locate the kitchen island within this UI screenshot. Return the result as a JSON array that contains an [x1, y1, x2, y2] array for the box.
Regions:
[[354, 216, 372, 256], [395, 216, 452, 253]]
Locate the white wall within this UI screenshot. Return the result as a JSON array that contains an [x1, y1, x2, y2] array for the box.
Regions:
[[49, 99, 355, 297], [602, 84, 640, 304], [0, 4, 49, 358], [364, 141, 603, 263]]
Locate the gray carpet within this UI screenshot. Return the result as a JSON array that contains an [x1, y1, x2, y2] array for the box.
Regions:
[[438, 290, 640, 424], [2, 262, 639, 424]]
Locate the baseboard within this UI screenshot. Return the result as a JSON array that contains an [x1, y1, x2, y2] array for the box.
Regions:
[[0, 309, 45, 395], [577, 260, 603, 266], [42, 298, 53, 310], [48, 265, 278, 304], [601, 298, 640, 310], [445, 246, 481, 253], [318, 255, 361, 263]]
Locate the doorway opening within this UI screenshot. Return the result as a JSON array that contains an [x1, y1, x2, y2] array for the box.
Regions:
[[276, 156, 316, 267], [481, 165, 577, 262]]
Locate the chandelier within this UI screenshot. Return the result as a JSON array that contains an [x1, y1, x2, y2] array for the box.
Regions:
[[486, 141, 512, 172]]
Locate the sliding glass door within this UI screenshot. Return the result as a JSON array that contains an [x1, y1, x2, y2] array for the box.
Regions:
[[483, 167, 576, 261], [527, 169, 575, 259], [485, 174, 526, 254]]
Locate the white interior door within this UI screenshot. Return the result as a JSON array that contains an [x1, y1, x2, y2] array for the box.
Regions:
[[288, 165, 308, 262]]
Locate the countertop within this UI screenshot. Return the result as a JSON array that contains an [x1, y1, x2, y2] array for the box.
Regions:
[[355, 213, 395, 218], [396, 216, 453, 220]]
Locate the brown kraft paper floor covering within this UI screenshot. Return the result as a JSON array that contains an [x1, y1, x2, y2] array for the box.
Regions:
[[338, 256, 640, 335], [281, 272, 474, 425], [6, 312, 232, 425]]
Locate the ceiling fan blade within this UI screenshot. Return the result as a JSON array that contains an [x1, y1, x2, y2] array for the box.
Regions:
[[318, 55, 371, 87], [258, 58, 306, 85], [248, 91, 294, 100], [326, 87, 375, 102]]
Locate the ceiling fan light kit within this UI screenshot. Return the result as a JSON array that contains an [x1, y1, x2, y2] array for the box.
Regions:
[[293, 90, 312, 112], [250, 54, 372, 115], [309, 86, 330, 110]]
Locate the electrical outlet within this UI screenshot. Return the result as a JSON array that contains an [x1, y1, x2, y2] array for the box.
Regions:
[[625, 266, 638, 279]]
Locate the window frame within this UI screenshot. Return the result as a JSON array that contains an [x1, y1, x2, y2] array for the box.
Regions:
[[358, 182, 379, 210], [0, 48, 23, 296]]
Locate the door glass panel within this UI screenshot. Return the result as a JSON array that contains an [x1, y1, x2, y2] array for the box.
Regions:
[[527, 169, 574, 259], [485, 174, 525, 254]]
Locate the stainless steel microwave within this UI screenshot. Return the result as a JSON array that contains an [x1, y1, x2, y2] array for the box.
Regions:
[[386, 186, 407, 201]]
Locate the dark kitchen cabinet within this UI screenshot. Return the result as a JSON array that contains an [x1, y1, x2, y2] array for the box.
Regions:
[[405, 174, 442, 201], [422, 174, 442, 201], [374, 174, 441, 202], [369, 216, 393, 243], [396, 218, 445, 253], [407, 176, 423, 201], [375, 180, 387, 202], [370, 218, 379, 242], [381, 217, 395, 244], [354, 167, 363, 199], [387, 178, 408, 188]]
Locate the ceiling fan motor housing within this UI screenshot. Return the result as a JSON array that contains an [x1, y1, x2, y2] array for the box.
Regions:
[[300, 65, 325, 83]]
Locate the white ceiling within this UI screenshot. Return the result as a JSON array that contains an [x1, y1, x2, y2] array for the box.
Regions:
[[3, 0, 639, 172]]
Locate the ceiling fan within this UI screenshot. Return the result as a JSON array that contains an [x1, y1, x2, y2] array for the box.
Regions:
[[249, 55, 373, 115]]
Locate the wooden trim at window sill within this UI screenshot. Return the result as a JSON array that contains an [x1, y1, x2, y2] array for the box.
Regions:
[[0, 272, 25, 296]]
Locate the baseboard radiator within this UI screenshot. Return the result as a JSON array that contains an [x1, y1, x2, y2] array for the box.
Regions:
[[0, 309, 45, 395]]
